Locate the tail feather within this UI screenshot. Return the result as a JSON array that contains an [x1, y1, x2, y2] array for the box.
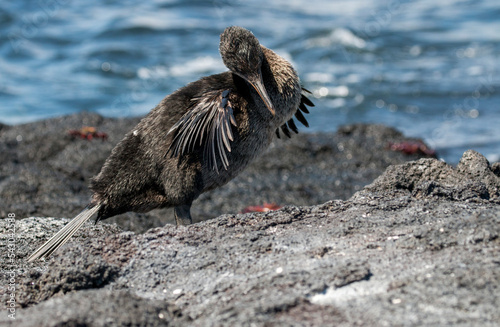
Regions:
[[27, 204, 101, 262]]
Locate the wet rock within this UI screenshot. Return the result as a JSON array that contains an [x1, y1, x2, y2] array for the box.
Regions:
[[355, 149, 499, 203], [1, 148, 499, 326], [5, 289, 185, 327]]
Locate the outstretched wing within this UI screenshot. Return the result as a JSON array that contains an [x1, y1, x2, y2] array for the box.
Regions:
[[167, 89, 237, 173], [275, 88, 315, 139]]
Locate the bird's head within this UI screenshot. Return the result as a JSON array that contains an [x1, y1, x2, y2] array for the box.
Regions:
[[219, 26, 275, 116]]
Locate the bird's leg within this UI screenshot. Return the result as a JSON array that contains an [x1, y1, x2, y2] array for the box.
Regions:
[[174, 204, 192, 226]]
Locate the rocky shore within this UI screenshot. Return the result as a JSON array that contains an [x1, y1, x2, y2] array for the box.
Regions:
[[1, 113, 499, 326]]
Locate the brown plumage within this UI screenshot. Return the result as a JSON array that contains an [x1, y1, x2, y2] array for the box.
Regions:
[[28, 26, 314, 262]]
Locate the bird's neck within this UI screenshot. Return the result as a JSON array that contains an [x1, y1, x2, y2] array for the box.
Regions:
[[260, 46, 301, 127]]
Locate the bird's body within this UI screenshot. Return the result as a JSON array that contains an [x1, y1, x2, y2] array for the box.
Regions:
[[28, 26, 313, 262]]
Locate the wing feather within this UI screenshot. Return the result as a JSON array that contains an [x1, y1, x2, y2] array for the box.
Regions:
[[295, 109, 309, 127], [281, 123, 291, 138], [167, 89, 237, 173], [287, 119, 299, 134], [274, 87, 314, 137]]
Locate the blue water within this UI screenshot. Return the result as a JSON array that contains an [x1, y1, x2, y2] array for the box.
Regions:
[[1, 0, 499, 164]]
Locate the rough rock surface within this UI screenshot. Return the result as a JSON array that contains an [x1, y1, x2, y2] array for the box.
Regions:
[[0, 112, 429, 231], [1, 114, 499, 326]]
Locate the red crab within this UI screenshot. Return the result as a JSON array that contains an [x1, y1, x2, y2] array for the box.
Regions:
[[68, 126, 108, 141], [387, 140, 436, 156], [241, 203, 283, 214]]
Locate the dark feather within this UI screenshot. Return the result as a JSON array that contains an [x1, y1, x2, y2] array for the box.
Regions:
[[299, 102, 310, 114], [294, 109, 309, 127], [281, 123, 291, 138], [301, 93, 315, 107], [273, 88, 314, 138], [167, 89, 237, 173], [299, 88, 315, 114], [287, 119, 299, 134]]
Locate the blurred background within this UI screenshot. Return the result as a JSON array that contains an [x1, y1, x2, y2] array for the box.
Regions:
[[1, 0, 499, 164]]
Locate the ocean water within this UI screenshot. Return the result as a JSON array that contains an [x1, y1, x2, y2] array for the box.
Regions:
[[1, 0, 499, 164]]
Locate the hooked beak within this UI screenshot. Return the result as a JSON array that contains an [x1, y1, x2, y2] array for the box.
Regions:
[[240, 71, 275, 116]]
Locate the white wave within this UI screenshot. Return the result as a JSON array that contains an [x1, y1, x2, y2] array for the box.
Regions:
[[313, 85, 349, 98], [169, 56, 225, 77], [304, 72, 334, 83], [137, 66, 169, 79], [308, 28, 368, 49]]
